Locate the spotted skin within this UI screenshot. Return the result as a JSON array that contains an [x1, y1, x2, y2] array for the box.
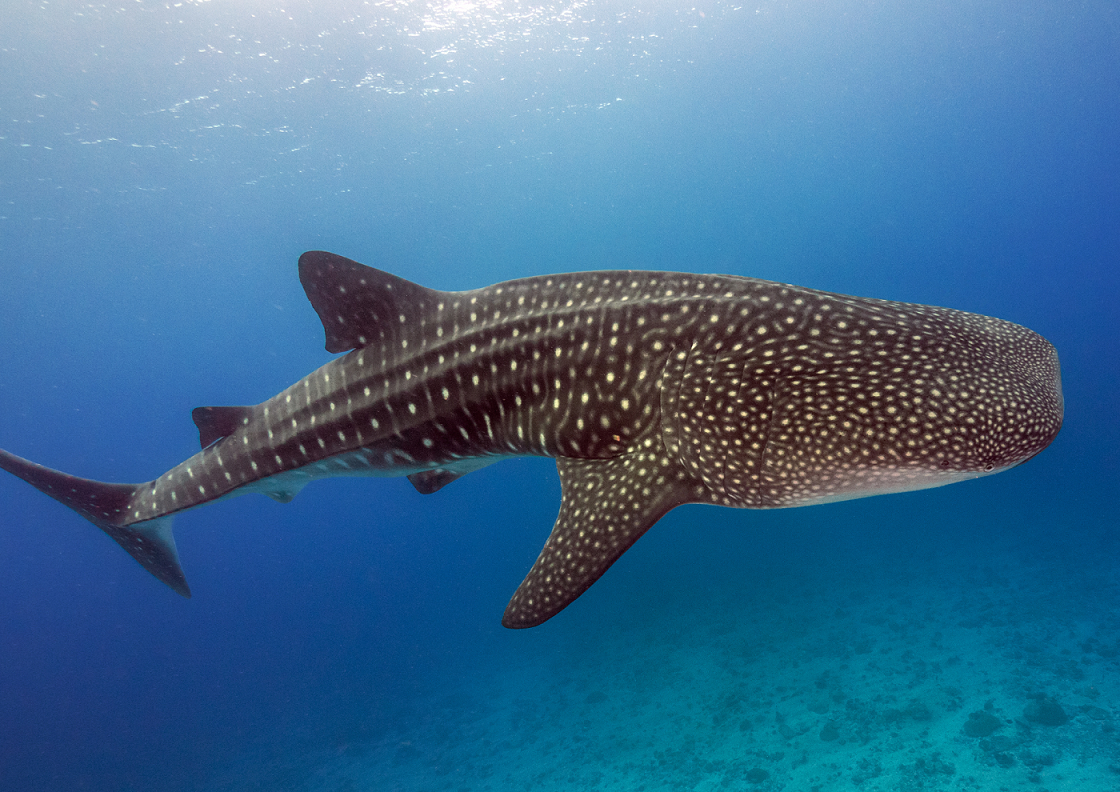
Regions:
[[0, 251, 1063, 627]]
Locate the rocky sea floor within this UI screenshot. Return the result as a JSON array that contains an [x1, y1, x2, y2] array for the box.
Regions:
[[206, 529, 1120, 792]]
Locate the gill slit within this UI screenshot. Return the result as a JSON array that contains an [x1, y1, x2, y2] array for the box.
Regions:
[[754, 382, 777, 508], [670, 340, 700, 465]]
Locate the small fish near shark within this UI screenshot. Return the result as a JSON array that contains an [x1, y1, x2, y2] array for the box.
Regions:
[[0, 252, 1063, 627]]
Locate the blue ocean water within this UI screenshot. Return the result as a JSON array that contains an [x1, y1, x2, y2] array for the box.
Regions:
[[1, 1, 1116, 790]]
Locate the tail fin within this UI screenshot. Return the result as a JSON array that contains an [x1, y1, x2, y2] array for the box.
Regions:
[[0, 448, 190, 597]]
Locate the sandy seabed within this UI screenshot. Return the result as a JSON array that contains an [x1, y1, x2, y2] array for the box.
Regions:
[[208, 533, 1120, 792]]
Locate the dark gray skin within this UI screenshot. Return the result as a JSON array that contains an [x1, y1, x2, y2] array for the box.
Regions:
[[0, 252, 1063, 627]]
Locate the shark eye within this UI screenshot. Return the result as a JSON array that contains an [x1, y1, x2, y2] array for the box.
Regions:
[[983, 463, 994, 472]]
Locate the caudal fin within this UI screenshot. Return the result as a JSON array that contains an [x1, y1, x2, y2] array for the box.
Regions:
[[0, 448, 191, 597]]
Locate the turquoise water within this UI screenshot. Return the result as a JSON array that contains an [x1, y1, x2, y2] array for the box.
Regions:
[[1, 2, 1116, 790]]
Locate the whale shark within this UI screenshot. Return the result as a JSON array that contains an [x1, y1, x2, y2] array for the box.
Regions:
[[0, 251, 1063, 627]]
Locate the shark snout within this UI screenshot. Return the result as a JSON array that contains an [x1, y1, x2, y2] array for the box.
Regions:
[[1023, 335, 1063, 459]]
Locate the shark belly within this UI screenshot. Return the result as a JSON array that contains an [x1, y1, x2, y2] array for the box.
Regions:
[[228, 448, 502, 503]]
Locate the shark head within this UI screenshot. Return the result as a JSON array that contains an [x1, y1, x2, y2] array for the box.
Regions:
[[743, 302, 1064, 508]]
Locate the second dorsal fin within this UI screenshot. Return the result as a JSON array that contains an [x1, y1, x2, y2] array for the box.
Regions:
[[192, 406, 253, 448], [298, 251, 442, 354]]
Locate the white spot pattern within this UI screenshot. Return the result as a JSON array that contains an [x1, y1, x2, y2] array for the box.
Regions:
[[88, 254, 1059, 629]]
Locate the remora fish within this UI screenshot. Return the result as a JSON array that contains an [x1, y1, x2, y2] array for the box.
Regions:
[[0, 252, 1063, 627]]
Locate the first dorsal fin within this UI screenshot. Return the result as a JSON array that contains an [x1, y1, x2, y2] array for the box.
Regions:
[[298, 251, 442, 354], [192, 406, 253, 449]]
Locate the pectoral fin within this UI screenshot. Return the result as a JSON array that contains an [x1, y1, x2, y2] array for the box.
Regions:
[[502, 450, 700, 628]]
